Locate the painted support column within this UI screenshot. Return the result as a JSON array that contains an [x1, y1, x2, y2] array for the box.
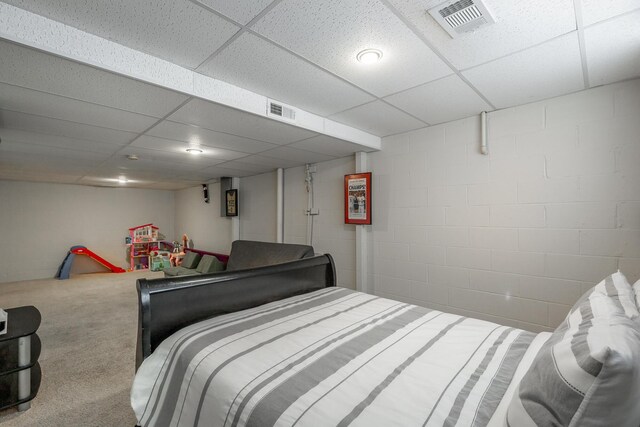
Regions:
[[355, 152, 372, 294], [276, 168, 284, 243]]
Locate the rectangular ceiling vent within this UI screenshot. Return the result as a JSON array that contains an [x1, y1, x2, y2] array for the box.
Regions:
[[427, 0, 495, 38], [266, 99, 296, 123]]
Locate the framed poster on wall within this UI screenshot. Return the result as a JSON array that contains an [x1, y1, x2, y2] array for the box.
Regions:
[[344, 172, 372, 225], [225, 189, 238, 217]]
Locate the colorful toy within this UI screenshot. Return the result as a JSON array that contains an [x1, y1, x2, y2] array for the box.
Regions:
[[127, 224, 170, 271], [56, 246, 126, 280]]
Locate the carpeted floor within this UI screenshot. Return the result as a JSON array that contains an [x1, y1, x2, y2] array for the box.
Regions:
[[0, 270, 163, 426]]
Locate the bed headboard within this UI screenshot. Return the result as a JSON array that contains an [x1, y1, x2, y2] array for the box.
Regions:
[[135, 254, 336, 369]]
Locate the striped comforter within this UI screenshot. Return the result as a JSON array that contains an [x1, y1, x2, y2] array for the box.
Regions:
[[132, 288, 550, 427]]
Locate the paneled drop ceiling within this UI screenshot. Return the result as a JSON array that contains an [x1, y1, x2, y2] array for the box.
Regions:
[[1, 0, 639, 189]]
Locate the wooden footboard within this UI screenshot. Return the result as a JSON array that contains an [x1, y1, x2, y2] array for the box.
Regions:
[[135, 254, 336, 369]]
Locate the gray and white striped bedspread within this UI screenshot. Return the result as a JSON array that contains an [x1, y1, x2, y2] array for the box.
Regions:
[[132, 288, 550, 427]]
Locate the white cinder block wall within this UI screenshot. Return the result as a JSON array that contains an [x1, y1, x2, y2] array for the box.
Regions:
[[240, 157, 357, 289], [284, 157, 357, 289], [0, 181, 175, 283], [369, 79, 640, 332], [174, 183, 232, 254], [239, 172, 277, 243]]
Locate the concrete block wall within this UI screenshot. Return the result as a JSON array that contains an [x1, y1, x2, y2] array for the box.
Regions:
[[239, 171, 277, 243], [369, 79, 640, 332], [282, 157, 357, 289]]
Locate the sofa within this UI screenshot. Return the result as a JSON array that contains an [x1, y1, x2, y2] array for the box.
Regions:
[[163, 240, 315, 277]]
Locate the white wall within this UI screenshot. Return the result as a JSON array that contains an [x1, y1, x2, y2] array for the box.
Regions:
[[239, 172, 277, 243], [0, 181, 174, 283], [369, 79, 640, 332], [283, 157, 357, 289], [174, 183, 232, 254]]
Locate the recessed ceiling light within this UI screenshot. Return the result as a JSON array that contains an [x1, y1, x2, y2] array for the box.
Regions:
[[186, 148, 203, 154], [118, 176, 128, 184], [356, 48, 383, 64], [127, 154, 139, 161]]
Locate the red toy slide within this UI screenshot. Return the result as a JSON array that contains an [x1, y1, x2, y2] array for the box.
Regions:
[[56, 245, 125, 279], [71, 247, 126, 273]]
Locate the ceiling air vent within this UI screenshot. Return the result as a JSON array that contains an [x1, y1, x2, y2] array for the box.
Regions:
[[427, 0, 495, 39], [266, 99, 296, 123]]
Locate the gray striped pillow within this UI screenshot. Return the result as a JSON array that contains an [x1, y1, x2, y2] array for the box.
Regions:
[[506, 273, 640, 427]]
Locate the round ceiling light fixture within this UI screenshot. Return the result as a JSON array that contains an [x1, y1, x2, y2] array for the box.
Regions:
[[117, 176, 128, 184], [186, 147, 203, 154], [126, 154, 139, 161], [356, 48, 383, 64]]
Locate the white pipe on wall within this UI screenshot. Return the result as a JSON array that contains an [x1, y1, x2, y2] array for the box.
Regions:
[[480, 111, 488, 155], [276, 168, 284, 243]]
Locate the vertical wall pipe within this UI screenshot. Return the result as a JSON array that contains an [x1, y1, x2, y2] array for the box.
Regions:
[[276, 168, 284, 243], [480, 111, 488, 155]]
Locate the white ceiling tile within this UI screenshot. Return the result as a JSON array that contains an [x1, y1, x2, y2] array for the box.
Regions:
[[140, 181, 199, 190], [252, 0, 452, 97], [0, 40, 188, 117], [199, 33, 374, 116], [0, 149, 102, 173], [234, 155, 302, 169], [386, 0, 577, 70], [0, 168, 82, 184], [194, 0, 274, 25], [128, 136, 247, 161], [580, 0, 640, 26], [329, 100, 425, 136], [0, 128, 124, 154], [0, 109, 137, 145], [584, 11, 640, 86], [384, 75, 492, 125], [3, 0, 240, 69], [259, 146, 336, 164], [197, 165, 259, 178], [288, 135, 365, 157], [0, 139, 111, 162], [462, 33, 584, 109], [215, 160, 275, 174], [0, 82, 158, 132], [118, 146, 227, 169], [146, 120, 277, 154], [167, 99, 317, 144]]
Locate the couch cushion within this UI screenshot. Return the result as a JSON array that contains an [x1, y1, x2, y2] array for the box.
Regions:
[[163, 266, 195, 277], [506, 272, 640, 427], [181, 251, 201, 269], [225, 240, 314, 271], [195, 255, 224, 274]]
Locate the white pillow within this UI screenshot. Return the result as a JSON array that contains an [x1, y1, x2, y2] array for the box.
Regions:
[[507, 272, 640, 427], [634, 279, 640, 308]]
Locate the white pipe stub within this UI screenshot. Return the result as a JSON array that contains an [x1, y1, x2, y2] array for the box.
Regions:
[[480, 111, 488, 155]]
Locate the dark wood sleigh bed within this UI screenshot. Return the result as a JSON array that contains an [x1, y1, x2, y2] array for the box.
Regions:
[[132, 255, 640, 427], [135, 254, 337, 371]]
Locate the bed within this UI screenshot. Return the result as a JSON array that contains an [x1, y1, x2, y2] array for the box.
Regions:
[[131, 255, 640, 427]]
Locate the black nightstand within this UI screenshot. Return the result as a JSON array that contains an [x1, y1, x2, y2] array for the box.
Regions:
[[0, 306, 42, 412]]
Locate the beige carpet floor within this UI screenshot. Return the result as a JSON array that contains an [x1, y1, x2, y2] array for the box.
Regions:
[[0, 270, 164, 426]]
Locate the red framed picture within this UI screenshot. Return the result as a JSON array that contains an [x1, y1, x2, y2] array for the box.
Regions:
[[344, 172, 372, 225]]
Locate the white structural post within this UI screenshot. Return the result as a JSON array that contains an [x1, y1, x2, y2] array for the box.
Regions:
[[276, 168, 284, 243], [232, 177, 240, 241], [355, 152, 372, 294]]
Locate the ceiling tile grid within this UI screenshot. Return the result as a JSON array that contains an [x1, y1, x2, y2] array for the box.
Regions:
[[251, 0, 453, 97], [584, 9, 640, 86], [462, 33, 585, 109], [0, 40, 189, 117], [329, 100, 425, 137], [193, 0, 277, 25], [579, 0, 640, 26], [198, 32, 375, 116], [384, 0, 578, 70], [1, 0, 240, 69], [384, 74, 492, 125], [166, 98, 317, 144]]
